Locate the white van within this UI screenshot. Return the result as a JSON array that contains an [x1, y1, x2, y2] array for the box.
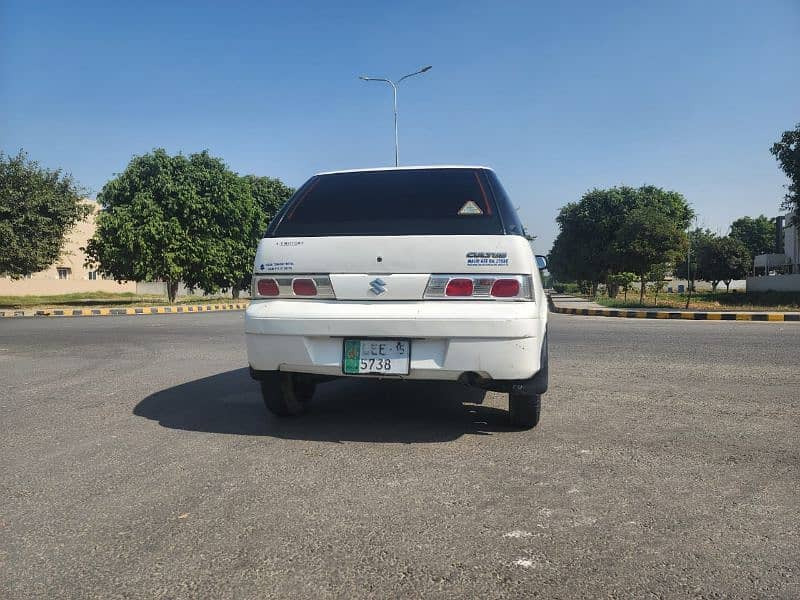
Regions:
[[245, 166, 549, 428]]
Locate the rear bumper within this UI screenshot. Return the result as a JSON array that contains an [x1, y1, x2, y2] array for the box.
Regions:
[[245, 299, 547, 381]]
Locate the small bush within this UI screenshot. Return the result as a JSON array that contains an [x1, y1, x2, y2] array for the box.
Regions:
[[553, 282, 582, 294]]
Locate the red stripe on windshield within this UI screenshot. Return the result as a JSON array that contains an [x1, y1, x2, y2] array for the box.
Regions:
[[474, 171, 492, 215]]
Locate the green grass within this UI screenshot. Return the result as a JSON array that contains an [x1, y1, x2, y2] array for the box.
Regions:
[[595, 291, 800, 312], [0, 292, 243, 310]]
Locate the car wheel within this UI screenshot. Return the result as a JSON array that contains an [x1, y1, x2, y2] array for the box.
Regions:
[[508, 393, 541, 429], [293, 376, 317, 404], [260, 372, 306, 417]]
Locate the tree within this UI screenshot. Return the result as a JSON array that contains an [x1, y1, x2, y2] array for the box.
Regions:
[[0, 150, 91, 278], [234, 175, 295, 295], [245, 174, 294, 220], [85, 149, 261, 303], [695, 236, 751, 293], [607, 272, 637, 300], [614, 206, 687, 303], [548, 185, 693, 295], [770, 123, 800, 223], [729, 215, 775, 260], [647, 263, 671, 302], [674, 228, 715, 291]]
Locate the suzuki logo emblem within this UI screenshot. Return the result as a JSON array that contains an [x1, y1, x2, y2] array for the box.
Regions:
[[369, 278, 387, 295]]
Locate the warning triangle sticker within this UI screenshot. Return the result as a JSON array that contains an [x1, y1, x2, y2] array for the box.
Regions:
[[458, 200, 483, 215]]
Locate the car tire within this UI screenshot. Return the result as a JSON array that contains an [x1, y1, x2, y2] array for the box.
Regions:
[[293, 376, 317, 404], [260, 372, 307, 417], [508, 393, 541, 429]]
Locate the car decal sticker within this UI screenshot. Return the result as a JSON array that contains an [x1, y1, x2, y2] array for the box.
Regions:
[[458, 200, 483, 215], [259, 261, 295, 272], [466, 251, 509, 266]]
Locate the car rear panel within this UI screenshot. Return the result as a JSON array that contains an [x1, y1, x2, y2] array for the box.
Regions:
[[246, 166, 547, 382], [253, 234, 536, 301], [245, 300, 543, 380]]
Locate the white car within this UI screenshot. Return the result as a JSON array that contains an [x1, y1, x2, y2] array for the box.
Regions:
[[245, 166, 549, 428]]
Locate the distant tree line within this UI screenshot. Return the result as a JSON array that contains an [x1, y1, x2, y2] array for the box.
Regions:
[[84, 149, 294, 302], [548, 184, 693, 302], [770, 122, 800, 223], [548, 123, 799, 297], [2, 121, 798, 301], [1, 148, 293, 302], [673, 217, 774, 293], [549, 195, 774, 296]]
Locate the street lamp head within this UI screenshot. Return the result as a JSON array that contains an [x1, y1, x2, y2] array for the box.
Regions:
[[359, 75, 370, 81], [420, 65, 432, 73]]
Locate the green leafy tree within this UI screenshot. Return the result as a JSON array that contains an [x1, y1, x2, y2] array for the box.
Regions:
[[646, 263, 671, 302], [729, 215, 775, 260], [674, 228, 715, 291], [85, 149, 261, 303], [235, 175, 295, 294], [696, 236, 751, 293], [607, 272, 637, 300], [770, 123, 800, 222], [548, 185, 693, 294], [0, 150, 91, 278], [614, 206, 688, 303], [245, 174, 294, 221]]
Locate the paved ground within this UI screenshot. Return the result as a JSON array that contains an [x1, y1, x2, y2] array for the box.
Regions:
[[550, 293, 607, 310], [1, 313, 798, 599]]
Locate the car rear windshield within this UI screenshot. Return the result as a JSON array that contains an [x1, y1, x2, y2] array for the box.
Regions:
[[269, 168, 505, 236]]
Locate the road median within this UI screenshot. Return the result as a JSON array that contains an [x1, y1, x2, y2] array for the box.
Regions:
[[548, 294, 800, 322]]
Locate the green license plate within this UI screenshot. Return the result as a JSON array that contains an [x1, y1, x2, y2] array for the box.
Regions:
[[343, 339, 411, 375]]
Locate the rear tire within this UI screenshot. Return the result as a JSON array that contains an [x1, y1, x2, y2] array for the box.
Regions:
[[260, 372, 307, 417], [293, 376, 317, 404], [509, 393, 541, 429]]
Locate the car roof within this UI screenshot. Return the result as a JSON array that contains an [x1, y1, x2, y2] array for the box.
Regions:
[[314, 165, 494, 176]]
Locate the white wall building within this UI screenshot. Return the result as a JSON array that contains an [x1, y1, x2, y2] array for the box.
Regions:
[[747, 211, 800, 292]]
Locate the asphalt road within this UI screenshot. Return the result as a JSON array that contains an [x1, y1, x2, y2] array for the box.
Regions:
[[1, 313, 798, 599]]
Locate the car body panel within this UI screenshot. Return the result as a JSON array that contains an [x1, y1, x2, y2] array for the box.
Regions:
[[245, 166, 548, 387], [254, 235, 535, 281]]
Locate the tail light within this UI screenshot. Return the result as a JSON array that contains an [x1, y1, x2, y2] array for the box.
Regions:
[[252, 275, 335, 299], [292, 278, 317, 296], [445, 278, 474, 297], [490, 278, 520, 297], [425, 275, 533, 301], [256, 278, 280, 296]]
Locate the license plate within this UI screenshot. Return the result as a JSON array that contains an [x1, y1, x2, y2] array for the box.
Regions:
[[342, 339, 410, 375]]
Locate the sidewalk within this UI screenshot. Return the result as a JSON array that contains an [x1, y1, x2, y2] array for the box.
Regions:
[[548, 293, 800, 322], [548, 294, 606, 310]]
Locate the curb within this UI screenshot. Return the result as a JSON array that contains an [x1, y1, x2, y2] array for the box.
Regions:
[[552, 306, 799, 321], [0, 302, 249, 319], [548, 299, 799, 322]]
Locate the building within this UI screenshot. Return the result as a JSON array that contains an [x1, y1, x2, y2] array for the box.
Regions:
[[747, 210, 800, 292], [0, 201, 136, 296]]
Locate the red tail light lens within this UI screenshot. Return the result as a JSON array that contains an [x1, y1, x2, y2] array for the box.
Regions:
[[424, 275, 532, 301], [256, 278, 280, 296], [292, 278, 317, 296], [490, 278, 521, 297], [445, 278, 474, 296]]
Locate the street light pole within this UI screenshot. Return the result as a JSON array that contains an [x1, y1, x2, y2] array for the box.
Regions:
[[359, 66, 432, 167]]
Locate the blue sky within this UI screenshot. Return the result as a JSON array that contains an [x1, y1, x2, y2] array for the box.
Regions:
[[2, 0, 798, 252]]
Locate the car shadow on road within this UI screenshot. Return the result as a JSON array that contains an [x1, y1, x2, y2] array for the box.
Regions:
[[133, 368, 514, 443]]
